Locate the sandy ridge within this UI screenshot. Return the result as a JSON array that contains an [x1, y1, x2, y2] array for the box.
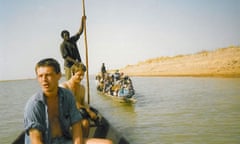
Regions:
[[119, 46, 240, 77]]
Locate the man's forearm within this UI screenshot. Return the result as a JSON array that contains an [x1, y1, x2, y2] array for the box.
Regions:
[[72, 121, 84, 144]]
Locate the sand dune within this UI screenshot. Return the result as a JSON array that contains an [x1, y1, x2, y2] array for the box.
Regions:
[[120, 46, 240, 77]]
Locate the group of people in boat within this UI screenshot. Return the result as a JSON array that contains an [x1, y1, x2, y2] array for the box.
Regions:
[[96, 63, 135, 98], [23, 16, 112, 144]]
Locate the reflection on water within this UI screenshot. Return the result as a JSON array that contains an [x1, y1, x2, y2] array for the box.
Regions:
[[0, 77, 240, 144]]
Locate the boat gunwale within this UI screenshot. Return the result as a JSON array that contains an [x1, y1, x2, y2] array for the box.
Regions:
[[97, 90, 137, 103]]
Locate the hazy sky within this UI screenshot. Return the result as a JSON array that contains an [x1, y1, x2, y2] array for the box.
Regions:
[[1, 0, 240, 80]]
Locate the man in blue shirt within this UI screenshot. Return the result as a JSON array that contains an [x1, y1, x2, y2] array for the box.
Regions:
[[24, 58, 112, 144]]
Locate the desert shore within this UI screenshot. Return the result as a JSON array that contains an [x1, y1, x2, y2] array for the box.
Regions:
[[119, 46, 240, 78]]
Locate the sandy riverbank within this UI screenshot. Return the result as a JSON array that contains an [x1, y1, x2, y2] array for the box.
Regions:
[[119, 46, 240, 77]]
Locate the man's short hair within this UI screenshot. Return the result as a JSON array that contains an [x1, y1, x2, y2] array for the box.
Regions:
[[71, 62, 86, 75], [61, 30, 70, 38], [35, 58, 61, 74]]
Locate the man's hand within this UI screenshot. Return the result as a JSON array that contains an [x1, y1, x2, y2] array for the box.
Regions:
[[82, 16, 87, 21], [29, 129, 43, 144]]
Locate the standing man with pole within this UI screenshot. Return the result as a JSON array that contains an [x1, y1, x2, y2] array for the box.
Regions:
[[60, 16, 86, 80]]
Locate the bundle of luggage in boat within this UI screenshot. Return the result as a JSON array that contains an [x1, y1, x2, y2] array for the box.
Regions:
[[96, 71, 135, 98]]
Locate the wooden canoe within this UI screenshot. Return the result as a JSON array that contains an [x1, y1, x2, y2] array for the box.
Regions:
[[97, 91, 137, 104], [12, 113, 130, 144]]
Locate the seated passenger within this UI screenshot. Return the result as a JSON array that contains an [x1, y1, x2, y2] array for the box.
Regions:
[[24, 58, 112, 144], [60, 63, 98, 138]]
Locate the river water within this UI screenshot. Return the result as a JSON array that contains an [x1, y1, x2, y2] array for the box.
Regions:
[[0, 77, 240, 144]]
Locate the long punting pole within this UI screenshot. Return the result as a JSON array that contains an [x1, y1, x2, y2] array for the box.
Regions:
[[82, 0, 90, 104]]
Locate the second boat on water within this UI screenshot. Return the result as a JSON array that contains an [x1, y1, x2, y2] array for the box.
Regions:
[[96, 70, 137, 103]]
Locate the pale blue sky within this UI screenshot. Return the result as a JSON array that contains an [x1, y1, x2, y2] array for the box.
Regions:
[[1, 0, 240, 80]]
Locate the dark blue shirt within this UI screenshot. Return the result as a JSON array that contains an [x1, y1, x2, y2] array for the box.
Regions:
[[60, 33, 82, 68], [24, 87, 82, 144]]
